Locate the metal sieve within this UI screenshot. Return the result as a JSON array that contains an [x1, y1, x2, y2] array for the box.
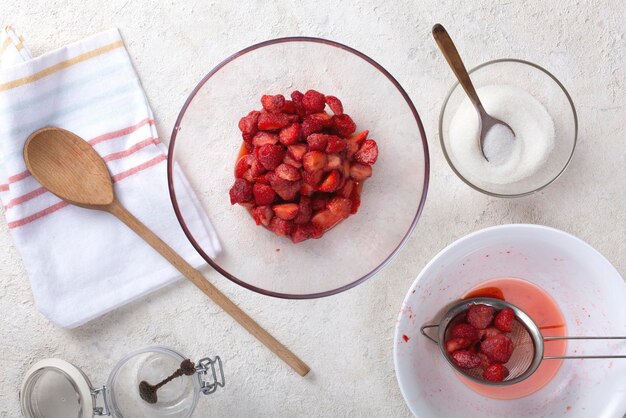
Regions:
[[420, 297, 626, 386]]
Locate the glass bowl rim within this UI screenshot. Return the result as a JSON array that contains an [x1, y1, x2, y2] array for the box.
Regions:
[[167, 36, 430, 299], [438, 58, 578, 198]]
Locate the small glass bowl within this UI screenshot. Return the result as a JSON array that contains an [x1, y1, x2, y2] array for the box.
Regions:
[[168, 37, 429, 298], [439, 59, 577, 197]]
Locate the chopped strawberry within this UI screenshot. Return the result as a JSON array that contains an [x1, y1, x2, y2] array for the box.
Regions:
[[331, 113, 356, 137], [238, 110, 260, 135], [354, 139, 379, 165], [444, 337, 471, 353], [303, 170, 324, 187], [275, 163, 302, 181], [342, 160, 351, 178], [251, 205, 273, 226], [349, 163, 372, 181], [478, 327, 502, 340], [325, 154, 342, 171], [258, 112, 291, 131], [478, 352, 492, 368], [302, 89, 326, 113], [254, 173, 271, 185], [287, 144, 308, 162], [294, 196, 312, 224], [229, 179, 253, 204], [308, 112, 333, 127], [311, 196, 329, 211], [253, 183, 275, 205], [311, 209, 342, 231], [481, 334, 514, 364], [279, 123, 301, 145], [349, 188, 361, 214], [235, 154, 254, 178], [261, 94, 285, 113], [276, 182, 301, 201], [250, 158, 266, 177], [256, 144, 285, 170], [325, 95, 343, 115], [466, 304, 496, 330], [494, 308, 515, 333], [268, 172, 301, 201], [252, 132, 279, 147], [303, 151, 327, 173], [450, 323, 479, 342], [290, 90, 306, 116], [318, 170, 341, 192], [283, 154, 302, 168], [286, 114, 300, 123], [450, 350, 481, 369], [483, 364, 510, 382], [242, 133, 254, 144], [291, 223, 323, 243], [300, 182, 315, 196], [306, 133, 329, 151], [282, 100, 297, 114], [301, 115, 325, 137], [273, 203, 299, 220], [269, 217, 295, 236], [339, 179, 354, 198], [349, 130, 369, 144], [327, 196, 351, 219], [325, 135, 346, 153], [346, 140, 358, 159]]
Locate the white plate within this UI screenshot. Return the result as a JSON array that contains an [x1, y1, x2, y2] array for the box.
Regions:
[[393, 224, 626, 417]]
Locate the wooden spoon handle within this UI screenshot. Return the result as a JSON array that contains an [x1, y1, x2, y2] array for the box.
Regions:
[[106, 199, 310, 376], [432, 24, 484, 112]]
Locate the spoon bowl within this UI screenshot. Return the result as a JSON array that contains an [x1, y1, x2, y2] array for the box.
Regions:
[[24, 128, 114, 207]]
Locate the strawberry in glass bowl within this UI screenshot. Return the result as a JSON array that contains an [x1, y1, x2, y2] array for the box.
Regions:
[[229, 90, 379, 243]]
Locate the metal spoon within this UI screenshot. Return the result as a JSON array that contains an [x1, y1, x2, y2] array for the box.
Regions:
[[139, 359, 196, 404], [23, 127, 310, 377], [432, 23, 515, 161]]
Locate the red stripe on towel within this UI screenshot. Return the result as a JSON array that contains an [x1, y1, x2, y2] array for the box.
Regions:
[[0, 118, 155, 189], [112, 154, 166, 183], [4, 136, 160, 210], [7, 154, 166, 229]]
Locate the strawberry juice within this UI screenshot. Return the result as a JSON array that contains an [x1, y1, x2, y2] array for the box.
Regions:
[[460, 277, 567, 399]]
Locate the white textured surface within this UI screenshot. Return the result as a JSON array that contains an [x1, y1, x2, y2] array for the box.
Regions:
[[1, 1, 624, 417]]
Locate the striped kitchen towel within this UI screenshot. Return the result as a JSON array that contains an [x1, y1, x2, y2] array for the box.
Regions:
[[0, 26, 220, 328]]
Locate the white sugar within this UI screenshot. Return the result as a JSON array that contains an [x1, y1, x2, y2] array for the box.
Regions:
[[448, 85, 555, 185]]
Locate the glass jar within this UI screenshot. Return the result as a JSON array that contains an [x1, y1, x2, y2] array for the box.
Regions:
[[20, 346, 224, 418]]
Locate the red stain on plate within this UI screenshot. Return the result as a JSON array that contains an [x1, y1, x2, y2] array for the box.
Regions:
[[402, 334, 410, 342]]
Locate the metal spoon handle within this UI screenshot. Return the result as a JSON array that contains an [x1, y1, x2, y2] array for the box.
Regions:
[[432, 24, 484, 113], [542, 335, 626, 359]]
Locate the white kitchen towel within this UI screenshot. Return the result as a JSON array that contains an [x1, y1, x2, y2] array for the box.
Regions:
[[0, 26, 220, 328]]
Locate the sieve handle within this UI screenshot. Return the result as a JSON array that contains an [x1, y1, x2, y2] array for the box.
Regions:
[[543, 336, 626, 359], [420, 324, 440, 344]]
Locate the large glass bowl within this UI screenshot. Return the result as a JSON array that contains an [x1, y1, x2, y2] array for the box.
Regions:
[[168, 37, 429, 298], [439, 59, 577, 197]]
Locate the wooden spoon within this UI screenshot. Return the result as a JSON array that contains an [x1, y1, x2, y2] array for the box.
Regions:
[[24, 127, 310, 377]]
